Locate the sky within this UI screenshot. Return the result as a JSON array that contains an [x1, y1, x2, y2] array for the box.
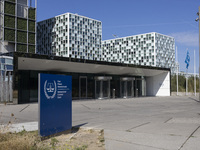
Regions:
[[36, 0, 200, 73]]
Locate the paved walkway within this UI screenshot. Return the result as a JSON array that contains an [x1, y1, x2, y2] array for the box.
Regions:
[[1, 96, 200, 150]]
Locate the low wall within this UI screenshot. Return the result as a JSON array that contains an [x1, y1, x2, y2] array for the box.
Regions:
[[171, 92, 199, 96]]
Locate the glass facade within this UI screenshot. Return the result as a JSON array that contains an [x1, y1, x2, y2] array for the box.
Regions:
[[16, 71, 146, 103], [13, 69, 147, 103], [0, 0, 36, 54], [0, 56, 13, 102], [0, 56, 13, 76]]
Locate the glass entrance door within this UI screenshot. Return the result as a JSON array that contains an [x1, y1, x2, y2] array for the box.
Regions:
[[79, 76, 87, 99], [121, 81, 127, 98], [103, 80, 109, 97], [135, 77, 146, 97], [120, 77, 134, 98], [95, 76, 112, 99], [96, 80, 101, 98], [127, 80, 133, 97]]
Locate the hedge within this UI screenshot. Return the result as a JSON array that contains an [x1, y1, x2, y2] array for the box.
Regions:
[[28, 8, 36, 20], [4, 15, 15, 28], [4, 29, 15, 41], [17, 31, 27, 43], [171, 75, 199, 92], [17, 44, 27, 52], [28, 33, 35, 44], [4, 2, 15, 15], [17, 18, 27, 30], [28, 20, 35, 32], [28, 45, 35, 53]]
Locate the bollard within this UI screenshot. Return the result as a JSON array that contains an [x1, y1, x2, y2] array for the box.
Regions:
[[113, 89, 115, 99], [136, 88, 138, 97]]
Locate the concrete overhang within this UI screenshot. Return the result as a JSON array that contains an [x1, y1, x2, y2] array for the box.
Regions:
[[18, 57, 169, 77]]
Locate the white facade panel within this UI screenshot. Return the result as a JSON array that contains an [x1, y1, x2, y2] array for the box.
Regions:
[[146, 72, 170, 96]]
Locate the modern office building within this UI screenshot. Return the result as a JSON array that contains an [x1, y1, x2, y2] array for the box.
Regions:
[[1, 52, 170, 104], [0, 12, 173, 104], [0, 0, 37, 54], [37, 13, 102, 61], [102, 32, 176, 73]]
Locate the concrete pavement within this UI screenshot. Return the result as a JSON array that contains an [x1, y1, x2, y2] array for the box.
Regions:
[[1, 96, 200, 150]]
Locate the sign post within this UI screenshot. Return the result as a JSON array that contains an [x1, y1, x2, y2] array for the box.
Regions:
[[38, 73, 72, 137]]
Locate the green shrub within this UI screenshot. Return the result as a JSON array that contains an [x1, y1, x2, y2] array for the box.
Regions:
[[171, 75, 199, 92], [4, 2, 15, 15], [28, 45, 35, 53], [28, 33, 35, 44], [28, 8, 36, 20], [4, 15, 15, 28], [17, 44, 27, 52], [28, 20, 35, 32], [4, 29, 15, 41], [171, 75, 176, 92], [188, 76, 199, 92], [17, 31, 27, 43], [17, 18, 27, 30]]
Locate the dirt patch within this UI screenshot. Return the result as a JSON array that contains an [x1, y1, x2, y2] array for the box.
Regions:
[[0, 128, 105, 150]]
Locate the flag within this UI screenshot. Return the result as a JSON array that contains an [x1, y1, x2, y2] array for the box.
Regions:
[[185, 50, 190, 69]]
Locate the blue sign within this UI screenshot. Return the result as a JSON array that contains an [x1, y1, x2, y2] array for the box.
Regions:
[[185, 50, 190, 69], [38, 73, 72, 137]]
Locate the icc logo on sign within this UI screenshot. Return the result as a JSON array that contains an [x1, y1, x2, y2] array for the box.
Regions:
[[44, 80, 57, 99]]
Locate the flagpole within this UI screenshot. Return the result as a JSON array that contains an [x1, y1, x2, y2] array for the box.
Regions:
[[194, 49, 196, 96], [185, 49, 189, 96], [198, 6, 200, 101], [186, 69, 188, 96], [176, 46, 178, 96]]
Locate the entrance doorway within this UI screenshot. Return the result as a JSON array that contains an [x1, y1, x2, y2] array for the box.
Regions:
[[135, 77, 146, 97], [95, 76, 112, 99], [120, 77, 135, 98], [79, 76, 87, 99]]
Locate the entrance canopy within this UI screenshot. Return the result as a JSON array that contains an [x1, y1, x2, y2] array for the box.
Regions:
[[17, 56, 169, 77], [2, 52, 170, 104]]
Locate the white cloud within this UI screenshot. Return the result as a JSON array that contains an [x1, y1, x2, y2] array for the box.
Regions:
[[170, 31, 198, 47]]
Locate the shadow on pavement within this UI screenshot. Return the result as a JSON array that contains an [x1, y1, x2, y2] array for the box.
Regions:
[[189, 97, 200, 103]]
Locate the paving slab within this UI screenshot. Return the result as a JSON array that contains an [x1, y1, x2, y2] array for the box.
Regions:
[[193, 126, 200, 137], [181, 137, 200, 150], [180, 126, 200, 150], [105, 139, 163, 150], [1, 122, 38, 133], [167, 117, 200, 124], [130, 122, 199, 137], [95, 119, 150, 131], [105, 130, 187, 150]]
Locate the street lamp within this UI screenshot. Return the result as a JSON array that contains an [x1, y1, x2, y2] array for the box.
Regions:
[[195, 7, 200, 100]]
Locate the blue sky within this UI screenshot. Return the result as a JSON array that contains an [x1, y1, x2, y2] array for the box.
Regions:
[[37, 0, 200, 73]]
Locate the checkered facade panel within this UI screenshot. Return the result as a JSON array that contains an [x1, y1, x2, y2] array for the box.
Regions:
[[37, 13, 102, 61], [155, 33, 175, 72], [102, 32, 175, 72]]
